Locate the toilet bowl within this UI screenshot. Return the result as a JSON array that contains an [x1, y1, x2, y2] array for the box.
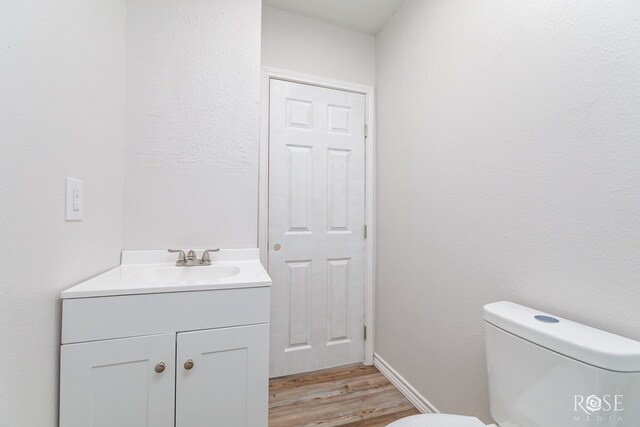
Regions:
[[387, 301, 640, 427], [387, 414, 485, 427]]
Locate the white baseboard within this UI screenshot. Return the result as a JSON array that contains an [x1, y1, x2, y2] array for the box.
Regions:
[[373, 353, 440, 414]]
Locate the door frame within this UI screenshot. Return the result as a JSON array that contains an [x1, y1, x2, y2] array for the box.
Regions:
[[258, 67, 376, 366]]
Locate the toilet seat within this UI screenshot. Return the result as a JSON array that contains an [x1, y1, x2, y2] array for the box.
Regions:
[[387, 414, 486, 427]]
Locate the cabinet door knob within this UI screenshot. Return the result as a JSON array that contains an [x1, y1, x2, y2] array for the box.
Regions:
[[184, 359, 194, 370], [154, 362, 166, 374]]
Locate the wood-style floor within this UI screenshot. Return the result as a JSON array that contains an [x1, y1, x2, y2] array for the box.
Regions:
[[269, 364, 420, 427]]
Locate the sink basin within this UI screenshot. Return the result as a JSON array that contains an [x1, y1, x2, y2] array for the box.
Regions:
[[126, 265, 240, 286], [61, 249, 271, 299]]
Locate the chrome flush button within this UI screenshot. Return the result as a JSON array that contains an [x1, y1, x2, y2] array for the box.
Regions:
[[535, 315, 560, 324]]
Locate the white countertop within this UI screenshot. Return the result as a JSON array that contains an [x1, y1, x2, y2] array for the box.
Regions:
[[62, 249, 271, 299]]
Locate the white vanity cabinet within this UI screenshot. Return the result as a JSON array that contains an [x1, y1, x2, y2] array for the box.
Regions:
[[60, 334, 177, 427], [59, 249, 271, 427], [175, 325, 268, 427]]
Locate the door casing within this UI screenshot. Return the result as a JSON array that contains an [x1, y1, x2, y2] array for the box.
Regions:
[[258, 67, 375, 367]]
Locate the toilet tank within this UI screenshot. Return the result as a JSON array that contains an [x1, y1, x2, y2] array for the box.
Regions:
[[484, 302, 640, 427]]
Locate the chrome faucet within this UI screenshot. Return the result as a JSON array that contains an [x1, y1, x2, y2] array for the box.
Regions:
[[168, 249, 220, 266]]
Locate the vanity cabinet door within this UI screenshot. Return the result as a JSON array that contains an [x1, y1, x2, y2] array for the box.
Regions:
[[176, 324, 269, 427], [59, 334, 176, 427]]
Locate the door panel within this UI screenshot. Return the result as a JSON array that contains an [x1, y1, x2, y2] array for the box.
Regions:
[[269, 79, 366, 377], [59, 334, 175, 427], [176, 324, 269, 427]]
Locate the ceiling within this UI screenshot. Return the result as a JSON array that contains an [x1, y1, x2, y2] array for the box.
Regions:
[[263, 0, 404, 34]]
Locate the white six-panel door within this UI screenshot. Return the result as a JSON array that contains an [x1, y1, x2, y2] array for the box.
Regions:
[[59, 334, 176, 427], [269, 79, 366, 377]]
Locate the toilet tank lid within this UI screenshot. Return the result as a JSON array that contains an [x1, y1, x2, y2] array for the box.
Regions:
[[484, 301, 640, 373]]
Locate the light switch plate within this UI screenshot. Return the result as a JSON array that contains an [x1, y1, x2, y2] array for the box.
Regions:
[[65, 177, 83, 221]]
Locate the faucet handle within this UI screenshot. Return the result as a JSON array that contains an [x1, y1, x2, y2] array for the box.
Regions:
[[201, 249, 220, 263], [168, 249, 187, 264]]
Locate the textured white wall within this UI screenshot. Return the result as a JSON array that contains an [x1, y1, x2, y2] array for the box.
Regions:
[[262, 6, 376, 85], [0, 0, 125, 425], [375, 0, 640, 422], [125, 0, 262, 250]]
